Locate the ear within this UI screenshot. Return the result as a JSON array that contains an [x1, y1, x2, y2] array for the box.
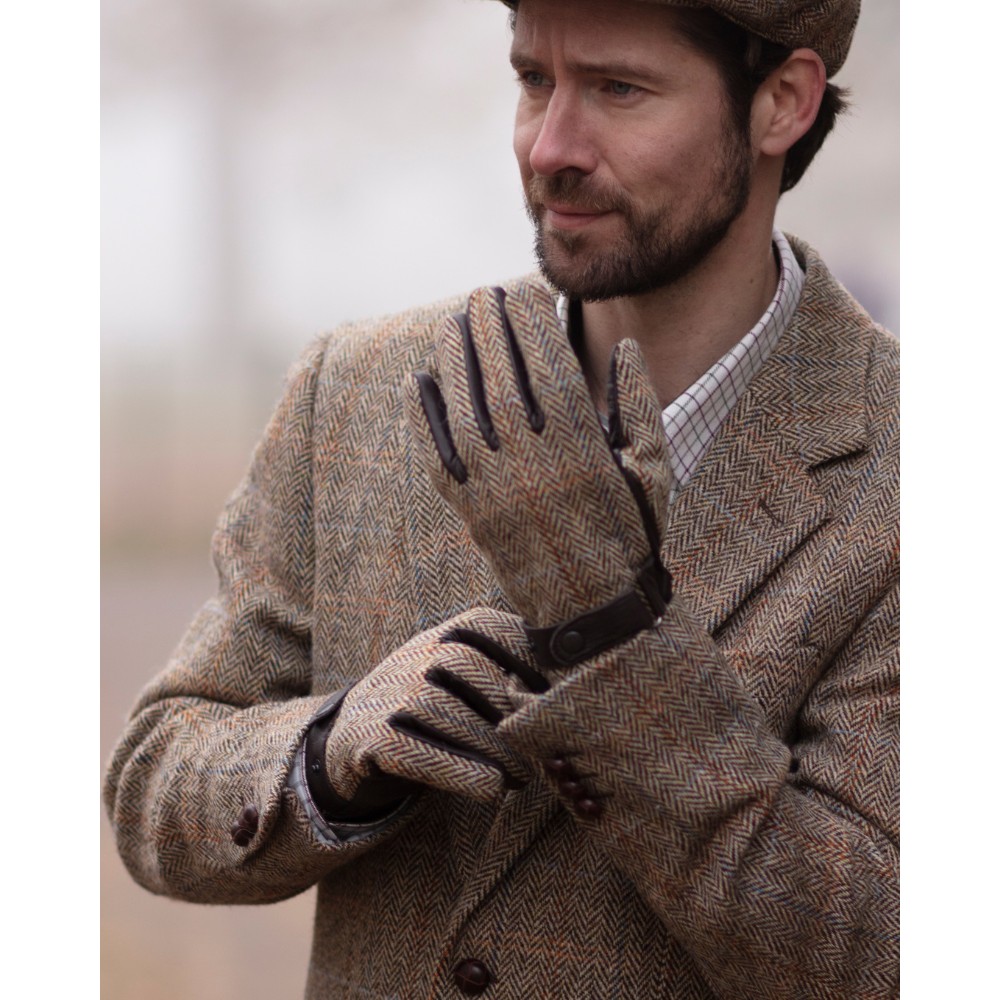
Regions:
[[752, 49, 826, 157]]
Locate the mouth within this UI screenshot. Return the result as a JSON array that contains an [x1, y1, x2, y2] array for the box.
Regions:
[[542, 203, 614, 230]]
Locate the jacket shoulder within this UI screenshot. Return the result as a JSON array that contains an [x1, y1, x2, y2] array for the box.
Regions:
[[785, 233, 898, 428]]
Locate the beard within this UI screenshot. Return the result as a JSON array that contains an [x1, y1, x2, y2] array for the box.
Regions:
[[524, 120, 754, 302]]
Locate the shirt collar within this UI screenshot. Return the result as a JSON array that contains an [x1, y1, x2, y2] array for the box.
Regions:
[[556, 230, 804, 499]]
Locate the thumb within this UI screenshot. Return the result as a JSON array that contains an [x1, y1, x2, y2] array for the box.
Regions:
[[606, 339, 668, 469], [606, 339, 672, 553]]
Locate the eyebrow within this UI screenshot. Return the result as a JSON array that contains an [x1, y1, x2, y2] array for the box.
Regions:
[[510, 50, 665, 83]]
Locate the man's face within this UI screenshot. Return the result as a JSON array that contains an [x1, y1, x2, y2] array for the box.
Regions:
[[512, 0, 754, 301]]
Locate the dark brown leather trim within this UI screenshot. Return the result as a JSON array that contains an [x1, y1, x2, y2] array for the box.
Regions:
[[414, 371, 468, 483], [492, 286, 545, 433], [304, 685, 416, 822], [525, 559, 672, 669], [303, 685, 355, 818]]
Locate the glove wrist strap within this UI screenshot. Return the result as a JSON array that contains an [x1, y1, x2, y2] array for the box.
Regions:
[[525, 558, 672, 669]]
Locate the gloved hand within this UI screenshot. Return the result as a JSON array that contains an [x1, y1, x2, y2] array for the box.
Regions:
[[405, 284, 672, 670], [307, 608, 549, 822]]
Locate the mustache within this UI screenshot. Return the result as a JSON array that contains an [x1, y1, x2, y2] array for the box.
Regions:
[[527, 174, 631, 216]]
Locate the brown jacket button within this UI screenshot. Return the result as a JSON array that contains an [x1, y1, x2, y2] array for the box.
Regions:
[[230, 804, 260, 846], [574, 797, 604, 820], [239, 805, 259, 834], [454, 958, 492, 995], [558, 778, 586, 799], [231, 826, 252, 847], [543, 756, 577, 780]]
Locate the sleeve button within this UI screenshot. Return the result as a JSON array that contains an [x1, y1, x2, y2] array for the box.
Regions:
[[231, 825, 253, 847], [574, 797, 604, 820], [239, 805, 260, 834], [558, 778, 586, 799], [230, 804, 260, 845], [543, 756, 577, 780]]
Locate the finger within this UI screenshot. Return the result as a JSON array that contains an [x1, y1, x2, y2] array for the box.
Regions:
[[500, 282, 603, 440], [459, 286, 540, 442], [607, 339, 669, 471], [404, 369, 468, 493], [443, 607, 537, 654], [426, 665, 507, 725], [434, 607, 549, 693], [366, 729, 513, 802], [387, 712, 526, 793], [617, 462, 667, 573], [440, 627, 550, 695], [434, 307, 506, 475], [412, 370, 467, 483], [607, 339, 672, 554], [456, 311, 500, 451], [492, 287, 545, 432]]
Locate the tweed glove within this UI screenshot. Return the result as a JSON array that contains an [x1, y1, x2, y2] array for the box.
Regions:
[[406, 284, 672, 669], [307, 608, 547, 821]]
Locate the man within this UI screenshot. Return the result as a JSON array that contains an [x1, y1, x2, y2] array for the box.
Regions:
[[105, 0, 898, 997]]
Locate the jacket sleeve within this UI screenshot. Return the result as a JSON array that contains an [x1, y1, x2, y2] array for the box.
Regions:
[[500, 581, 899, 999], [103, 335, 410, 905]]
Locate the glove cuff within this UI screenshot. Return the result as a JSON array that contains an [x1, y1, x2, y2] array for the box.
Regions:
[[525, 557, 672, 669], [304, 685, 417, 822], [303, 685, 356, 819]]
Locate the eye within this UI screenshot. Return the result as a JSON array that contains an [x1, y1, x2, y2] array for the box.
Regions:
[[607, 80, 640, 97], [518, 70, 549, 89]]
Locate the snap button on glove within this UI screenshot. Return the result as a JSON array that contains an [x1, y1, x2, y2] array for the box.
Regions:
[[319, 608, 547, 815], [405, 284, 673, 668]]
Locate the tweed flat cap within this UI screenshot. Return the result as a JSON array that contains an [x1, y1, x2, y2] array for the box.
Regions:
[[499, 1, 860, 76]]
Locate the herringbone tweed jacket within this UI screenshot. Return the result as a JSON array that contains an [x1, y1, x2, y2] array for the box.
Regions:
[[105, 236, 899, 999]]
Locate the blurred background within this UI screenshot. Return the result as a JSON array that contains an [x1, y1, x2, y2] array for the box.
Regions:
[[101, 1, 899, 997]]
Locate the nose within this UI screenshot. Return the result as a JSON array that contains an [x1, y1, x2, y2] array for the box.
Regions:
[[524, 89, 598, 178]]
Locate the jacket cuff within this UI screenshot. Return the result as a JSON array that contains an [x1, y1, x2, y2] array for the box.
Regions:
[[502, 600, 790, 835]]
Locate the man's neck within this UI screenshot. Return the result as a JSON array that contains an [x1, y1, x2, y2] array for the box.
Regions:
[[578, 219, 779, 411]]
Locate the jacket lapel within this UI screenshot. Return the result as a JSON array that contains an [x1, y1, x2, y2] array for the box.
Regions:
[[666, 238, 872, 637], [437, 775, 561, 954]]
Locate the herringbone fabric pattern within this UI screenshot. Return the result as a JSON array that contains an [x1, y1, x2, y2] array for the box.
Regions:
[[498, 0, 861, 75], [406, 285, 671, 630], [672, 0, 859, 73], [325, 609, 534, 802], [104, 236, 899, 998]]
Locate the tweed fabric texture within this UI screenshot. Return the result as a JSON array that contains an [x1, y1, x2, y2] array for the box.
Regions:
[[406, 285, 670, 630], [555, 230, 804, 498], [325, 608, 534, 803], [499, 0, 860, 75], [104, 236, 899, 998], [663, 229, 803, 490]]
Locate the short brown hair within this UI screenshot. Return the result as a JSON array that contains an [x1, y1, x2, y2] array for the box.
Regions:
[[670, 7, 848, 193]]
